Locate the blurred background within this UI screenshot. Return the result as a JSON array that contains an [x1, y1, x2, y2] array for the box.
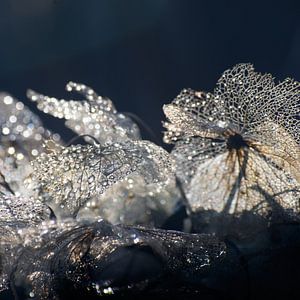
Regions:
[[0, 0, 299, 143]]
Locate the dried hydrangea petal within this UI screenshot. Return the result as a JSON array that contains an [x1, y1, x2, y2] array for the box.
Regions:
[[27, 82, 140, 144], [163, 89, 226, 144], [0, 195, 50, 227], [0, 93, 61, 196], [31, 140, 175, 218], [163, 63, 300, 224], [79, 174, 180, 227], [0, 92, 61, 165], [188, 148, 300, 217], [0, 192, 51, 292], [214, 64, 299, 136], [65, 81, 116, 110], [10, 220, 225, 299]]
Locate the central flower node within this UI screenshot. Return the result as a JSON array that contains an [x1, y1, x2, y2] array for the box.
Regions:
[[226, 133, 248, 150]]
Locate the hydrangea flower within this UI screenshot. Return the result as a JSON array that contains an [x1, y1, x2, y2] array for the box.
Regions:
[[163, 64, 300, 223]]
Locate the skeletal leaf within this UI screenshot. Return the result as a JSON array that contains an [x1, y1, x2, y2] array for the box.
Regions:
[[163, 63, 300, 221], [31, 140, 175, 218]]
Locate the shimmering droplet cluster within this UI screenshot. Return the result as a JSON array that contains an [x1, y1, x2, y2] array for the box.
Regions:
[[0, 93, 61, 197], [0, 193, 50, 226], [32, 140, 175, 217], [27, 82, 140, 144], [0, 93, 60, 166], [164, 63, 300, 221], [0, 190, 51, 292]]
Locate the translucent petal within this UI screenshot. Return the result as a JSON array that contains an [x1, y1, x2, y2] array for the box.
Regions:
[[0, 92, 61, 195], [187, 148, 300, 218], [27, 83, 140, 144], [31, 140, 175, 218], [79, 174, 180, 227], [0, 92, 61, 165]]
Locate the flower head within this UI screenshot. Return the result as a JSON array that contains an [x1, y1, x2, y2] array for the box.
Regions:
[[164, 64, 300, 221]]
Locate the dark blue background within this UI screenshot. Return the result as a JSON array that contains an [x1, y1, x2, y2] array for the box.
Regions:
[[0, 0, 299, 143]]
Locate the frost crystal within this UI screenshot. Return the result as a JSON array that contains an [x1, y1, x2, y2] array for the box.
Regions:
[[163, 63, 300, 221], [27, 82, 140, 144], [31, 140, 175, 218]]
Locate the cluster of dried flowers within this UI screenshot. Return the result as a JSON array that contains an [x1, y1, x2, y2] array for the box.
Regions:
[[0, 64, 299, 299]]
